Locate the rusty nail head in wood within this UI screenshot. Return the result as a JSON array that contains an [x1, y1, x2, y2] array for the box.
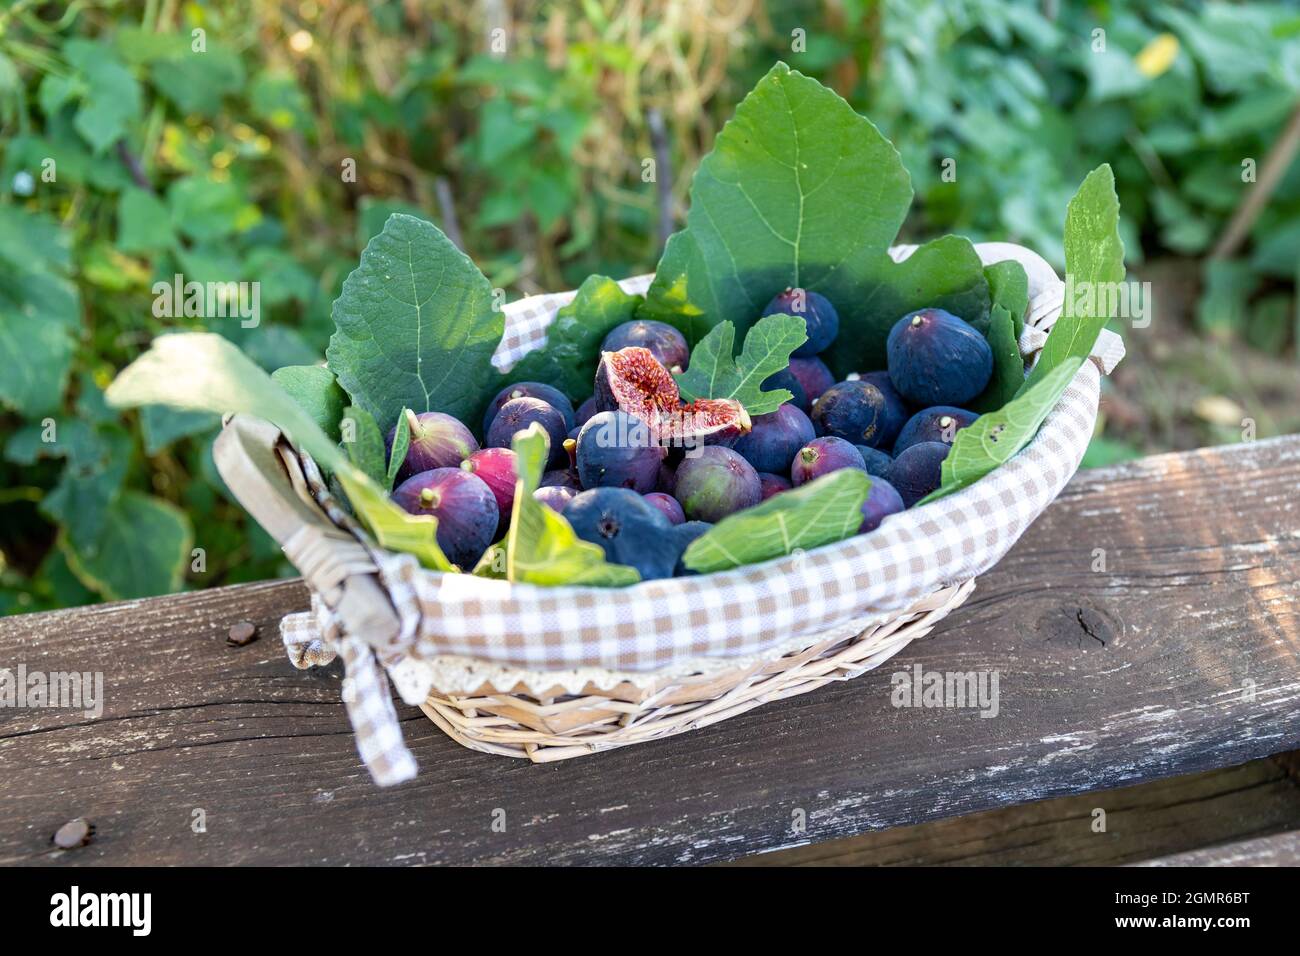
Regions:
[[227, 621, 258, 646], [53, 817, 93, 849]]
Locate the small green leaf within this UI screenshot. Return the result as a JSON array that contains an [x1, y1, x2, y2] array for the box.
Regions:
[[140, 405, 220, 454], [107, 333, 454, 571], [1021, 165, 1124, 394], [326, 214, 504, 434], [386, 408, 412, 490], [969, 306, 1023, 413], [342, 406, 387, 486], [984, 259, 1029, 338], [117, 188, 176, 255], [61, 491, 192, 600], [506, 275, 642, 402], [501, 424, 640, 586], [271, 365, 348, 444], [41, 428, 133, 552], [925, 357, 1083, 504], [683, 468, 870, 574], [337, 473, 455, 572], [674, 313, 807, 416]]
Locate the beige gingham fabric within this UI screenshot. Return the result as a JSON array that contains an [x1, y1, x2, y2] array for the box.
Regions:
[[280, 242, 1123, 784]]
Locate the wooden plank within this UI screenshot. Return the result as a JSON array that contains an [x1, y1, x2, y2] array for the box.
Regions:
[[2, 435, 1299, 866], [1131, 829, 1300, 867], [727, 755, 1300, 866]]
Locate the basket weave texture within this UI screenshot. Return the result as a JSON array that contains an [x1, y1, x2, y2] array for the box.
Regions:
[[219, 242, 1123, 780]]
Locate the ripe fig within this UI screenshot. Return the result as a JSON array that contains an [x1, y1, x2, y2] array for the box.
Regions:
[[893, 406, 979, 456], [812, 378, 908, 450], [791, 436, 866, 486], [389, 410, 479, 483], [656, 461, 678, 495], [859, 477, 906, 533], [758, 472, 792, 500], [763, 288, 840, 356], [461, 448, 517, 532], [731, 403, 815, 475], [887, 441, 950, 507], [541, 467, 581, 490], [886, 308, 993, 407], [644, 492, 685, 526], [761, 367, 809, 413], [674, 446, 761, 522], [601, 319, 690, 372], [672, 520, 713, 576], [575, 411, 666, 494], [566, 487, 679, 580], [789, 357, 835, 403], [483, 381, 575, 433], [575, 395, 599, 428], [486, 397, 568, 467], [391, 468, 499, 568], [594, 346, 749, 446], [854, 445, 894, 479], [533, 485, 577, 513]]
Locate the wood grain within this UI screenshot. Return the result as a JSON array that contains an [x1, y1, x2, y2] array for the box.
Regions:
[[2, 436, 1299, 866], [729, 755, 1300, 866]]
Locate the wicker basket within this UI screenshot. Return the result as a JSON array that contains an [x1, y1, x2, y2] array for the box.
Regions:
[[214, 243, 1118, 767]]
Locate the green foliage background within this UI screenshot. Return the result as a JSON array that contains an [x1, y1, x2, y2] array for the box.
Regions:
[[1, 0, 1298, 612]]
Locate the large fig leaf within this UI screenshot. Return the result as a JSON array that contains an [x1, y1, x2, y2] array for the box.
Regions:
[[640, 62, 989, 373], [506, 275, 642, 402], [682, 468, 870, 574], [326, 213, 503, 434]]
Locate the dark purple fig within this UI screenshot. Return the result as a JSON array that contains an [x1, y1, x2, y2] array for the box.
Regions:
[[761, 367, 809, 413], [533, 485, 577, 513], [886, 441, 950, 507], [486, 396, 568, 467], [854, 445, 894, 479], [859, 477, 906, 533], [601, 319, 690, 372], [812, 378, 908, 450], [389, 410, 479, 483], [762, 288, 840, 356], [391, 468, 499, 568], [541, 467, 581, 490], [644, 492, 685, 526], [461, 447, 517, 534], [731, 402, 815, 475], [886, 308, 993, 407], [575, 410, 666, 494], [483, 381, 575, 433], [674, 446, 761, 522], [789, 357, 835, 403], [656, 461, 677, 495], [893, 406, 979, 456], [575, 396, 599, 427], [565, 487, 678, 580], [672, 520, 714, 576], [791, 436, 866, 486], [758, 472, 792, 500]]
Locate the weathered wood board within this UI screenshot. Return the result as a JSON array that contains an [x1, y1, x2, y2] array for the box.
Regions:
[[2, 436, 1299, 865], [731, 755, 1300, 866]]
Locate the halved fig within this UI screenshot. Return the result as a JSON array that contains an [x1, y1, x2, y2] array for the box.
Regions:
[[593, 347, 750, 446]]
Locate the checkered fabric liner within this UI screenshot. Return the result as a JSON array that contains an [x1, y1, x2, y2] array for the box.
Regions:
[[280, 241, 1124, 785]]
